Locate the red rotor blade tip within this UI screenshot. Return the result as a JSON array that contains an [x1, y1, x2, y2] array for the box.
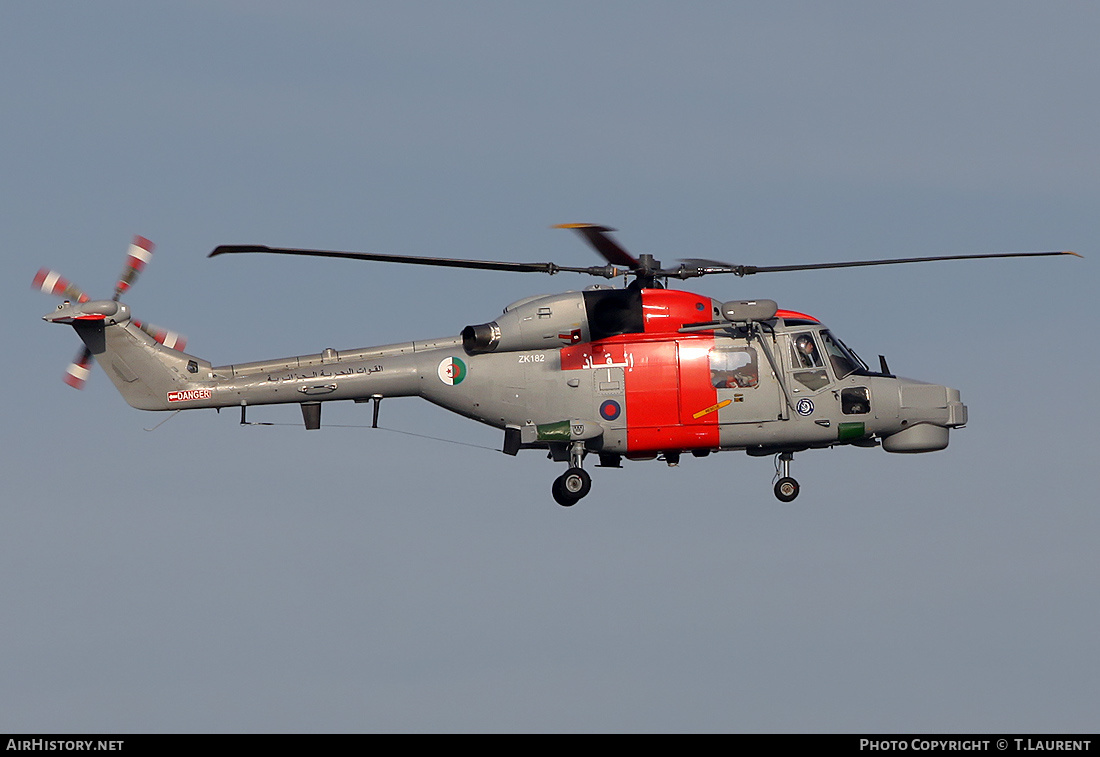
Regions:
[[115, 236, 155, 298], [156, 329, 186, 351], [63, 349, 92, 389], [33, 268, 89, 302], [128, 236, 155, 270]]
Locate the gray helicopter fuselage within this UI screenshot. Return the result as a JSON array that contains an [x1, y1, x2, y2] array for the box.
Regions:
[[60, 286, 965, 460]]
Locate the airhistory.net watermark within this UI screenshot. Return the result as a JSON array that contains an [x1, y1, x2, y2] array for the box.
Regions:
[[6, 741, 123, 752]]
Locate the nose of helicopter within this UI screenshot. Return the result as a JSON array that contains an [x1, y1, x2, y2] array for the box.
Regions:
[[881, 380, 967, 453]]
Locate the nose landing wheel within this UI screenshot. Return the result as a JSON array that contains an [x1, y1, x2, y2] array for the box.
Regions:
[[773, 451, 800, 502], [774, 477, 800, 502]]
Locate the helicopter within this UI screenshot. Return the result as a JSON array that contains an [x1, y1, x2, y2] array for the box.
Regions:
[[34, 225, 1078, 506]]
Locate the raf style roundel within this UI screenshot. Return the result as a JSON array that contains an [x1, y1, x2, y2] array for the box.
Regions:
[[437, 356, 467, 386], [599, 399, 621, 421]]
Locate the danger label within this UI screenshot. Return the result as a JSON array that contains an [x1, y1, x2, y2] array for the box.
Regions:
[[167, 388, 212, 403]]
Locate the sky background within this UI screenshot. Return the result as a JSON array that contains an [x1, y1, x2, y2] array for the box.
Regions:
[[2, 1, 1096, 733]]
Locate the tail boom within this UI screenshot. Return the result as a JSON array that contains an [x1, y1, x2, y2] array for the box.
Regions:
[[71, 318, 442, 412]]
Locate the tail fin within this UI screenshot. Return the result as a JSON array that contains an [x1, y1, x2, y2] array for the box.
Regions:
[[73, 318, 212, 411]]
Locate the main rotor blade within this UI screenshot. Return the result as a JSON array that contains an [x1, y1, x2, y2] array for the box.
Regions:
[[208, 245, 621, 277], [674, 250, 1080, 278], [553, 224, 640, 268]]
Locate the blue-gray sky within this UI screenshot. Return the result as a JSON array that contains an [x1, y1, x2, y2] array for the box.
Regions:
[[3, 1, 1096, 733]]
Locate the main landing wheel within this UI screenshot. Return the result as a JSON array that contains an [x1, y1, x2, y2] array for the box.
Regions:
[[774, 477, 800, 502], [552, 467, 591, 507]]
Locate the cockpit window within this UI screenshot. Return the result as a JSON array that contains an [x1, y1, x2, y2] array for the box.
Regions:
[[791, 332, 823, 369], [789, 332, 829, 390], [820, 330, 860, 379]]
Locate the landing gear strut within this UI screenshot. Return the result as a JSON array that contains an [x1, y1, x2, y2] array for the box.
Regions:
[[552, 442, 591, 507], [773, 451, 800, 502]]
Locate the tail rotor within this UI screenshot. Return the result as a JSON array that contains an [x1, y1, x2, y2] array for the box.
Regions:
[[33, 236, 187, 389]]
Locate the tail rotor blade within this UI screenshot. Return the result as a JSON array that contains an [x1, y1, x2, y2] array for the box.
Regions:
[[63, 346, 93, 389], [113, 236, 154, 300], [33, 268, 89, 303], [132, 320, 187, 351]]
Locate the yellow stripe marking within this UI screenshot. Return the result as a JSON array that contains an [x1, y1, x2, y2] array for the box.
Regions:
[[693, 399, 732, 419]]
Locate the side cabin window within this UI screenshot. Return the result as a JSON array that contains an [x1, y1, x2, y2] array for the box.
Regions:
[[789, 332, 829, 391], [842, 387, 870, 414], [710, 346, 759, 389]]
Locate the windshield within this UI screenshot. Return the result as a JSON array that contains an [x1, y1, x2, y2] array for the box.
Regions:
[[820, 330, 865, 379]]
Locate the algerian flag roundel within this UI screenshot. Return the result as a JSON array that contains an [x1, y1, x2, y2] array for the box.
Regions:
[[437, 356, 467, 386]]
